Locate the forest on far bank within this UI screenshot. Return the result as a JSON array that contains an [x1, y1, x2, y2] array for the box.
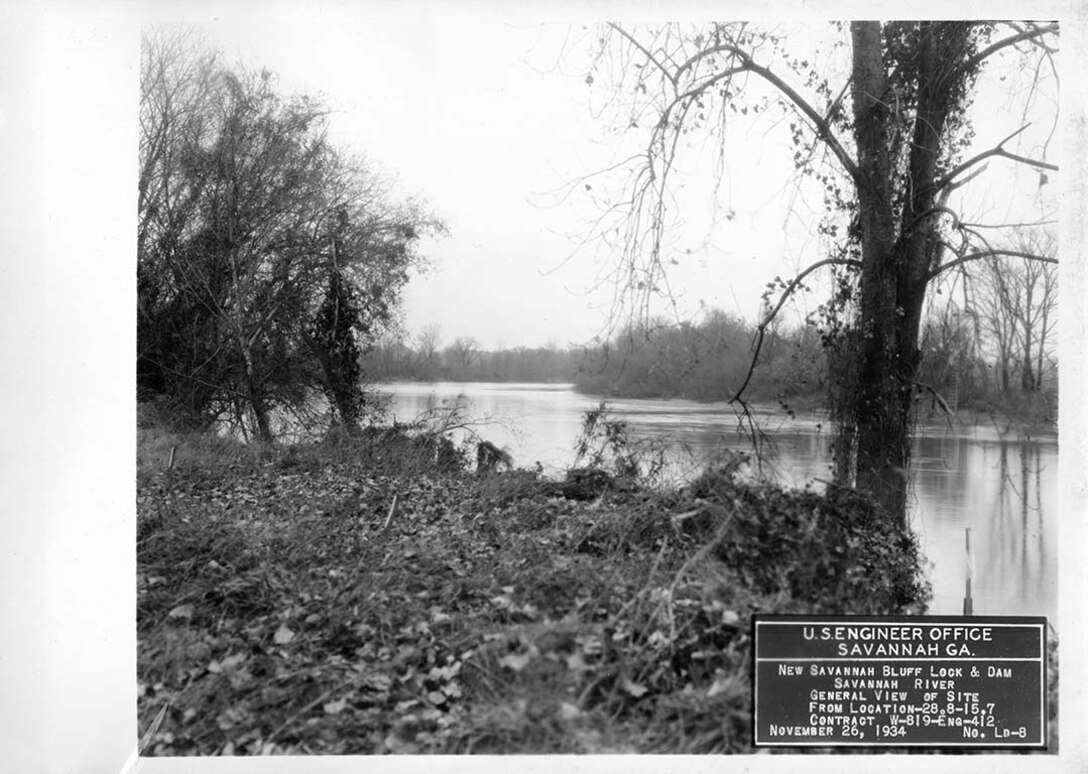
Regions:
[[363, 289, 1057, 422]]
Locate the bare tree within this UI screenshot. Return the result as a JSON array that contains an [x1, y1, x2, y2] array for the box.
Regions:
[[139, 29, 441, 440], [585, 21, 1058, 524], [974, 230, 1058, 393], [446, 336, 480, 376], [414, 323, 443, 378], [917, 294, 980, 413]]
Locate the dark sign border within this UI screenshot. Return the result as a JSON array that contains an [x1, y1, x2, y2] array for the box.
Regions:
[[751, 615, 1048, 750]]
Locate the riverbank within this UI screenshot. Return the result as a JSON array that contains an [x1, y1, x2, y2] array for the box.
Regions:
[[574, 388, 1058, 434], [136, 424, 1054, 754]]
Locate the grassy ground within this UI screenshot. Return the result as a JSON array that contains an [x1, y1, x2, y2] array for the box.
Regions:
[[136, 424, 1054, 755]]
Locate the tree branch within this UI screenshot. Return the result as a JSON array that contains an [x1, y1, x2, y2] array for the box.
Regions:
[[907, 205, 960, 232], [626, 28, 860, 184], [1003, 22, 1060, 54], [913, 381, 955, 417], [932, 125, 1057, 193], [927, 248, 1057, 282], [607, 23, 676, 87], [658, 66, 747, 130], [741, 58, 860, 184], [957, 22, 1059, 76], [730, 257, 862, 404]]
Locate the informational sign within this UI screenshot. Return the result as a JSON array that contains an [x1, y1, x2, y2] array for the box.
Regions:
[[752, 615, 1047, 748]]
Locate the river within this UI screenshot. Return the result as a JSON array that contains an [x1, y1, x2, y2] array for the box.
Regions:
[[377, 381, 1058, 626]]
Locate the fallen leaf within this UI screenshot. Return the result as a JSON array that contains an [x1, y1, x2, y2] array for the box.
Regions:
[[362, 673, 393, 691], [621, 677, 648, 698], [518, 603, 540, 619], [273, 624, 295, 645], [565, 651, 588, 671], [221, 652, 247, 669], [559, 702, 582, 720], [707, 676, 737, 698], [168, 604, 194, 619], [323, 698, 347, 715], [498, 652, 532, 672]]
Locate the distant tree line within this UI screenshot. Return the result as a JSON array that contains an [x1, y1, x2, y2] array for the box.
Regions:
[[367, 270, 1057, 424], [573, 311, 825, 405], [137, 29, 443, 441], [576, 265, 1057, 419], [362, 311, 825, 404], [363, 326, 578, 383]]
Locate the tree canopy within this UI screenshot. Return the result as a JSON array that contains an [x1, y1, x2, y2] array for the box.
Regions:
[[138, 29, 444, 441]]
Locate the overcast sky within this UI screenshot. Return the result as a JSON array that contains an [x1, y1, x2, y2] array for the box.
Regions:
[[145, 9, 1058, 351]]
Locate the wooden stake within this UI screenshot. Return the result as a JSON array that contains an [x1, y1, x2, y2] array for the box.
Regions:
[[963, 526, 974, 616], [167, 445, 176, 470]]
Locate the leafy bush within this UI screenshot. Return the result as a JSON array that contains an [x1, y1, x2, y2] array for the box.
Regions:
[[687, 467, 930, 614], [568, 402, 670, 487]]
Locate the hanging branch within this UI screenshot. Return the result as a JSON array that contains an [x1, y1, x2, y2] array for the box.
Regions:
[[912, 380, 955, 417], [729, 257, 862, 404], [611, 23, 861, 186]]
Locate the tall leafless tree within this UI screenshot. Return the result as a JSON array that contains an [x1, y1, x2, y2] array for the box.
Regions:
[[446, 336, 480, 375], [584, 21, 1058, 525], [414, 323, 443, 378], [974, 230, 1058, 393]]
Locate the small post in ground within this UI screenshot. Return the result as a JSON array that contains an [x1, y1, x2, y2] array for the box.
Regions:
[[963, 526, 974, 615]]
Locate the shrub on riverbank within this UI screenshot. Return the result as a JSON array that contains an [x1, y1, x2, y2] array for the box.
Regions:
[[137, 423, 937, 754]]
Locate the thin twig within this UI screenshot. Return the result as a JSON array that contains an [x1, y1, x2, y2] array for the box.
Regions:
[[912, 381, 955, 425], [382, 493, 398, 532], [139, 701, 171, 755], [651, 503, 735, 640], [730, 257, 862, 404]]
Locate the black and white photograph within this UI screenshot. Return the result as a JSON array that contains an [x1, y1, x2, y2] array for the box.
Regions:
[[2, 2, 1086, 772]]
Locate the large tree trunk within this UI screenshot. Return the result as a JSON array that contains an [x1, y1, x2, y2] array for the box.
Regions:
[[1021, 285, 1036, 391], [243, 355, 275, 444], [846, 22, 970, 526], [849, 22, 907, 519]]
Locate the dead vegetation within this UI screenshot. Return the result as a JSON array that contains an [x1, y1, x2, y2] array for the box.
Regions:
[[139, 424, 1014, 755]]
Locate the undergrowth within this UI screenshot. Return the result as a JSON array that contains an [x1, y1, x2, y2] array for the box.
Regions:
[[136, 421, 1053, 755]]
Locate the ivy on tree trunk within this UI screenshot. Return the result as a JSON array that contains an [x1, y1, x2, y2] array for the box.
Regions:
[[591, 20, 1058, 528], [309, 262, 366, 435]]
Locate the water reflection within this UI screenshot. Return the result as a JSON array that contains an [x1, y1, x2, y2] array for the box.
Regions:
[[380, 382, 1058, 625]]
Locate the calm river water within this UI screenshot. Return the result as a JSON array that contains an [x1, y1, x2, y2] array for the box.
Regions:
[[378, 381, 1058, 626]]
